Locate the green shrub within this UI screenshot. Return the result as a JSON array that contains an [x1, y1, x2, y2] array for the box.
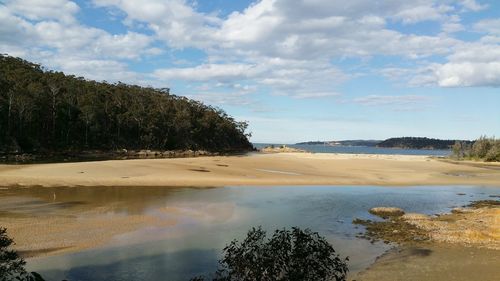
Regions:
[[451, 137, 499, 162], [485, 142, 500, 162], [192, 227, 349, 281]]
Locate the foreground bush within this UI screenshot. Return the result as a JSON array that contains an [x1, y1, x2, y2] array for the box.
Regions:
[[192, 227, 349, 281]]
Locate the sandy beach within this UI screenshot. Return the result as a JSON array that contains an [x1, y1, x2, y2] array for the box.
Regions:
[[1, 152, 499, 187]]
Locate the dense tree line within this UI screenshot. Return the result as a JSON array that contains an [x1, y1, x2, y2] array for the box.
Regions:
[[452, 136, 500, 162], [376, 137, 470, 150], [0, 55, 252, 154]]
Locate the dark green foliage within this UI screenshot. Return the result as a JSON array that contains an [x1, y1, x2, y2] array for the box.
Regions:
[[0, 228, 45, 281], [377, 137, 471, 150], [193, 227, 349, 281], [452, 136, 500, 162], [0, 228, 26, 281], [0, 54, 252, 155]]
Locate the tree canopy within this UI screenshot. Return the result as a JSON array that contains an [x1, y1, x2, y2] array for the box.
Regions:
[[0, 55, 252, 155]]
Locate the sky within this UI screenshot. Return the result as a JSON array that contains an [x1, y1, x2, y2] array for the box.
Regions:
[[1, 0, 499, 143]]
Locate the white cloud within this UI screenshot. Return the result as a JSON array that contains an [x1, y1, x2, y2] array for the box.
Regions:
[[448, 43, 500, 62], [459, 0, 488, 11], [411, 42, 500, 87], [392, 4, 450, 24], [49, 57, 141, 82], [91, 32, 155, 59], [4, 0, 79, 23], [187, 91, 255, 107], [153, 63, 263, 82], [434, 62, 500, 87], [354, 95, 431, 106], [0, 1, 159, 82], [290, 92, 341, 99], [93, 0, 220, 48], [88, 0, 499, 91], [0, 6, 37, 49], [441, 15, 464, 33], [1, 0, 498, 91], [474, 18, 500, 35], [93, 0, 463, 60]]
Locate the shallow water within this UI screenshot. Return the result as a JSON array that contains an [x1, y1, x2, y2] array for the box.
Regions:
[[1, 185, 498, 281]]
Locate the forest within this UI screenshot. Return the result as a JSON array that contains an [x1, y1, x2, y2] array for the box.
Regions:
[[0, 55, 253, 156], [376, 137, 470, 150]]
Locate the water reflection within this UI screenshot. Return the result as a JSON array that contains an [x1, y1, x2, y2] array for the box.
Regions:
[[0, 186, 198, 215], [0, 185, 498, 281]]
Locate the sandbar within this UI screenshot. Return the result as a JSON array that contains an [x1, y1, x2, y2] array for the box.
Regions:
[[0, 152, 499, 187]]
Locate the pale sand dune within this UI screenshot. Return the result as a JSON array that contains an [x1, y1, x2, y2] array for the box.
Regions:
[[0, 152, 499, 187]]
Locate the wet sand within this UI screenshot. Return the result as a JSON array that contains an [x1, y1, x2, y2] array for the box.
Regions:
[[0, 187, 180, 257], [354, 244, 500, 281], [0, 153, 499, 187], [353, 201, 500, 280]]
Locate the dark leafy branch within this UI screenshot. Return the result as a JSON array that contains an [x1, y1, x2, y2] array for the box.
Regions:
[[0, 227, 45, 281]]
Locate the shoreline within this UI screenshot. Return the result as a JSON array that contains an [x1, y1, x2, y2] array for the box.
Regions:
[[0, 149, 241, 164], [353, 201, 500, 280], [0, 153, 500, 188]]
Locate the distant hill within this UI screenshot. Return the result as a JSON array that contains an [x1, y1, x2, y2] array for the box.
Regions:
[[336, 140, 381, 147], [295, 141, 327, 145], [0, 55, 253, 155], [295, 140, 381, 146], [296, 137, 473, 150], [376, 137, 471, 150]]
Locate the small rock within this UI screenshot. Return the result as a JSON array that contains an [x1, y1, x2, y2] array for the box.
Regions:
[[369, 207, 405, 218]]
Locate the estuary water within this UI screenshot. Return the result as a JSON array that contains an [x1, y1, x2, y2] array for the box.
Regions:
[[253, 143, 451, 156], [1, 185, 497, 281]]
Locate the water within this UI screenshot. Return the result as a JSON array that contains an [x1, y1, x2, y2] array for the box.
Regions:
[[253, 143, 451, 156], [1, 185, 497, 281]]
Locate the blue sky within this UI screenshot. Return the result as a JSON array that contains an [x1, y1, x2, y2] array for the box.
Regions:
[[1, 0, 499, 143]]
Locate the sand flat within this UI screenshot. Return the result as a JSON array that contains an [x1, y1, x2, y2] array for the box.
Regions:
[[354, 244, 500, 281], [0, 153, 499, 187]]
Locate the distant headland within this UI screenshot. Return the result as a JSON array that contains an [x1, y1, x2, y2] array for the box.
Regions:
[[296, 137, 473, 150], [295, 140, 381, 147]]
